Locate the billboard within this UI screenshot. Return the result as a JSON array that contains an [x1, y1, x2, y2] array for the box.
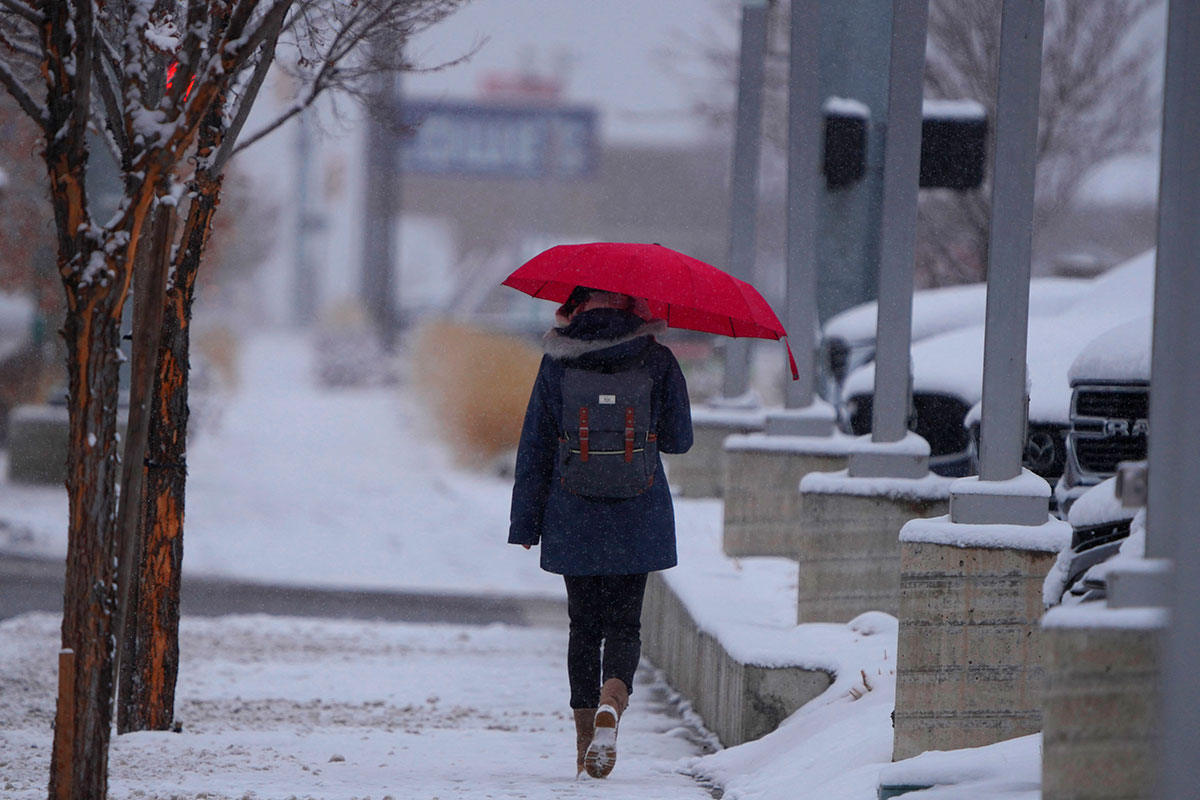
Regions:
[[398, 100, 598, 179]]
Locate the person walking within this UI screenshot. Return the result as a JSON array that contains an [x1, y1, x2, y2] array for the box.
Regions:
[[508, 286, 693, 780]]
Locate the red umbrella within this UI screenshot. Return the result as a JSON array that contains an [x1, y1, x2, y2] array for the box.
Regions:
[[502, 242, 798, 379]]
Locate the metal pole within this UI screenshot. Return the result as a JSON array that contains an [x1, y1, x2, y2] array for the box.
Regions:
[[722, 0, 769, 400], [361, 43, 400, 351], [1155, 0, 1200, 794], [294, 109, 317, 326], [783, 0, 821, 409], [977, 0, 1044, 482], [869, 0, 928, 444]]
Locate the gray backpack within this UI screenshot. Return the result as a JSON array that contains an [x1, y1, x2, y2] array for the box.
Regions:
[[557, 358, 658, 499]]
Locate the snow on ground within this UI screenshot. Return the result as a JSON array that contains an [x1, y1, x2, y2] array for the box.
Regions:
[[0, 612, 715, 800], [0, 332, 1048, 799], [0, 332, 562, 599]]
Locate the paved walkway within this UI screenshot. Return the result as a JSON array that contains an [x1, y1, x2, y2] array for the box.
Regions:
[[0, 612, 719, 799]]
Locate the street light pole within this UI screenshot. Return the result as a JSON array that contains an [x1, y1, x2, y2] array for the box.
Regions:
[[783, 0, 821, 411], [848, 0, 929, 479], [722, 0, 769, 401], [948, 0, 1049, 526], [1153, 0, 1200, 794], [976, 0, 1044, 485]]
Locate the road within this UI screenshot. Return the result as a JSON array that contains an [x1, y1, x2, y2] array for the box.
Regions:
[[0, 552, 566, 627]]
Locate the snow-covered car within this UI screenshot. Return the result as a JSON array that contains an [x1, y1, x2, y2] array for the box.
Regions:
[[1055, 316, 1151, 512], [840, 250, 1154, 479], [815, 278, 1088, 405], [1044, 476, 1141, 606]]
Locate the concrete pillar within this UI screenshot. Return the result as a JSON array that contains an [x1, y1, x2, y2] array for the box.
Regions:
[[892, 515, 1070, 760], [665, 407, 765, 498], [1042, 604, 1165, 800], [797, 471, 951, 622], [722, 434, 852, 558], [721, 0, 769, 400]]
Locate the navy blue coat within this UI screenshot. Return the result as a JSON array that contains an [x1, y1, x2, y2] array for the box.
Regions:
[[508, 309, 694, 576]]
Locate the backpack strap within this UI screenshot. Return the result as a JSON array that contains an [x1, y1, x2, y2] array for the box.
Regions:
[[624, 407, 635, 462], [579, 407, 590, 462]]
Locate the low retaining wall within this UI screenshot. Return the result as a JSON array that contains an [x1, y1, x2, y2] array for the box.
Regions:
[[641, 571, 832, 747], [722, 434, 850, 558], [892, 516, 1069, 760], [1041, 605, 1165, 800]]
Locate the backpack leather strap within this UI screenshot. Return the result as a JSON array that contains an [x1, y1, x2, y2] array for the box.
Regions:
[[579, 407, 590, 462], [624, 407, 635, 462]]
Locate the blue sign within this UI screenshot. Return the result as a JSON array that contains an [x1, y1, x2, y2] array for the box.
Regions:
[[398, 100, 597, 179]]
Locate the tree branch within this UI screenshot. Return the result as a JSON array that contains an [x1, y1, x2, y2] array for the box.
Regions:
[[0, 0, 38, 26], [211, 9, 286, 173], [91, 45, 130, 162], [0, 53, 43, 126]]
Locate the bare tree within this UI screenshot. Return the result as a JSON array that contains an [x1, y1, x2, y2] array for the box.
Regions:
[[0, 1, 466, 797], [921, 0, 1161, 285], [677, 0, 1162, 286]]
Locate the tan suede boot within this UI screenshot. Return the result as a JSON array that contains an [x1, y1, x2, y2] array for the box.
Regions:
[[584, 678, 630, 778], [573, 708, 596, 778]]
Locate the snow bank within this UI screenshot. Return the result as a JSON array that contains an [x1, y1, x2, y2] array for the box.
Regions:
[[878, 734, 1042, 799]]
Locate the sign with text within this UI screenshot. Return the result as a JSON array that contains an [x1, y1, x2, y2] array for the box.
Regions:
[[398, 100, 598, 179]]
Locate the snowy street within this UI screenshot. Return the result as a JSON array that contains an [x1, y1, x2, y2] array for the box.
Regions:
[[0, 613, 717, 799]]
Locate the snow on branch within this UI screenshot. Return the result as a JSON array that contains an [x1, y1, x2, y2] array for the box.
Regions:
[[0, 0, 39, 27], [232, 0, 467, 157], [0, 50, 43, 125]]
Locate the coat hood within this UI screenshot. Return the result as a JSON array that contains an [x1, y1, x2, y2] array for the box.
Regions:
[[543, 309, 667, 362]]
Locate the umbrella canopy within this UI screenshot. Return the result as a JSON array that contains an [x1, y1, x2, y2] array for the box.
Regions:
[[503, 242, 797, 378]]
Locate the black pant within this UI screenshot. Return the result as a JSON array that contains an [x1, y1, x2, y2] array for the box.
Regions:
[[563, 573, 649, 709]]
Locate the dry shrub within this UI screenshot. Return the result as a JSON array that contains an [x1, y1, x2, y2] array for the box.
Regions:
[[194, 324, 240, 390], [410, 319, 542, 466]]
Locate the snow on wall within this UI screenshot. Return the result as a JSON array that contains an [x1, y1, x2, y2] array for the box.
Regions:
[[900, 514, 1071, 553]]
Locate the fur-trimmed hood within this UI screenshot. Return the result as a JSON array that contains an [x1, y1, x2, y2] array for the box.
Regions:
[[543, 317, 667, 360]]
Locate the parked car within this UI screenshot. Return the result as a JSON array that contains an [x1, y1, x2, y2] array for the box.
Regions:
[[1045, 474, 1143, 606], [1055, 316, 1151, 512], [840, 250, 1154, 479], [815, 277, 1088, 406]]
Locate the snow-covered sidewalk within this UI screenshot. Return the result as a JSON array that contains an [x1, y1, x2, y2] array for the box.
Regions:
[[0, 612, 716, 799], [0, 332, 561, 599]]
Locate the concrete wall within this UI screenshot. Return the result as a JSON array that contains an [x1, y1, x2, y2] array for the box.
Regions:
[[796, 492, 947, 622], [723, 444, 847, 558], [7, 404, 127, 486], [640, 572, 832, 747], [1042, 614, 1164, 800], [892, 541, 1057, 760], [666, 418, 763, 499]]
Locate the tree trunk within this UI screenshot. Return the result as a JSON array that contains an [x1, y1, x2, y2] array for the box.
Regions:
[[128, 175, 222, 730], [115, 204, 176, 733], [49, 284, 124, 800]]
